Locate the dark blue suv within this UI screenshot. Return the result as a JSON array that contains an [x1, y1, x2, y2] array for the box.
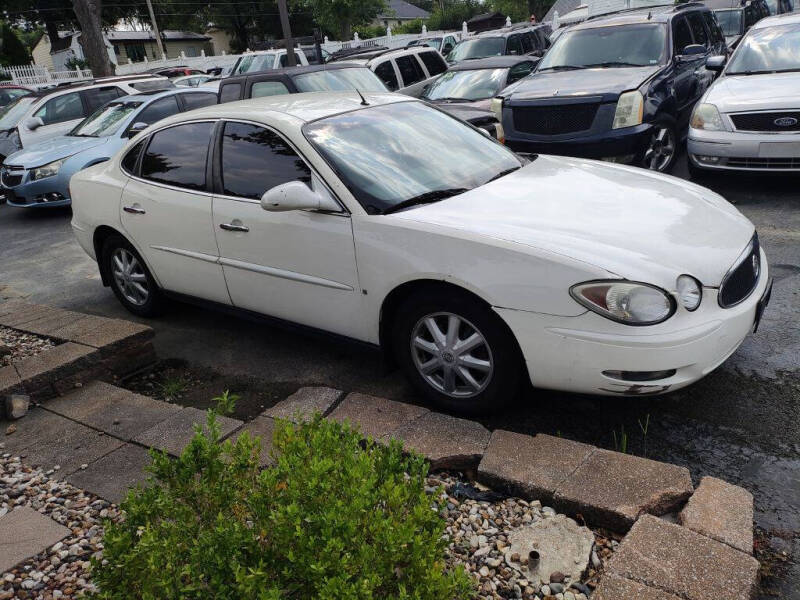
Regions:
[[496, 3, 727, 172]]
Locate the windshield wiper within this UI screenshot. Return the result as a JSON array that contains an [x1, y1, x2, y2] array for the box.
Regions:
[[538, 64, 584, 72], [583, 61, 644, 68], [484, 166, 521, 184], [730, 68, 800, 75], [431, 97, 470, 103], [382, 188, 468, 215]]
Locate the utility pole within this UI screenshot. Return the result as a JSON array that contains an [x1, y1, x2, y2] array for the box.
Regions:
[[277, 0, 296, 67], [144, 0, 167, 60]]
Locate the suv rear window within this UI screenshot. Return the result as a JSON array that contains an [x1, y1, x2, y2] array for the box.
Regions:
[[395, 55, 426, 86]]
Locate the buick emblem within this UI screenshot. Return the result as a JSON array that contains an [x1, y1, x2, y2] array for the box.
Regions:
[[773, 116, 798, 127]]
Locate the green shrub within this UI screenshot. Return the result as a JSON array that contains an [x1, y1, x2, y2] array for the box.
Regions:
[[91, 400, 472, 600]]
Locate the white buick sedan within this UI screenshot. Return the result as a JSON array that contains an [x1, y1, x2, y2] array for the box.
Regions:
[[70, 93, 771, 413]]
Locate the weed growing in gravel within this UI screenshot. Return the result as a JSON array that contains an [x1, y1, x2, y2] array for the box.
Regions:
[[90, 394, 473, 600], [158, 375, 187, 400]]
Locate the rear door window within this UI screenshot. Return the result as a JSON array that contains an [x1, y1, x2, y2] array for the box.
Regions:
[[141, 122, 213, 191], [395, 55, 425, 86], [419, 50, 447, 76], [180, 92, 218, 111], [251, 81, 291, 97], [374, 61, 399, 91], [84, 86, 125, 112], [136, 96, 180, 126], [219, 83, 242, 103]]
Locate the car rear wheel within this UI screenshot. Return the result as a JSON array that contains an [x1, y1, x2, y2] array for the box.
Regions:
[[642, 117, 677, 173], [102, 235, 163, 317], [392, 289, 523, 415]]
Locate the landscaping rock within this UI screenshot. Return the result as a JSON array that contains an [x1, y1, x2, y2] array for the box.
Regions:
[[505, 513, 594, 585], [553, 449, 693, 531], [4, 394, 29, 420], [593, 574, 683, 600], [263, 386, 342, 423], [391, 410, 491, 470], [327, 393, 428, 441], [0, 506, 70, 573], [679, 475, 754, 554], [477, 431, 595, 503], [606, 514, 759, 600]]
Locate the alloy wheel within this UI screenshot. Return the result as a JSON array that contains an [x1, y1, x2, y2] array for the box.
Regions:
[[410, 312, 494, 398], [111, 247, 149, 306], [643, 126, 675, 172]]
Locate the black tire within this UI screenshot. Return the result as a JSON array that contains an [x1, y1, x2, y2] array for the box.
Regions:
[[392, 289, 523, 415], [101, 235, 163, 317], [641, 116, 678, 173]]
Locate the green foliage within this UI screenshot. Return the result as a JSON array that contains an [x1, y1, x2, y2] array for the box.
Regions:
[[65, 56, 90, 70], [158, 375, 187, 400], [354, 24, 387, 38], [392, 18, 424, 34], [425, 0, 483, 31], [297, 0, 388, 40], [0, 22, 31, 67], [486, 0, 530, 24], [91, 402, 472, 600]]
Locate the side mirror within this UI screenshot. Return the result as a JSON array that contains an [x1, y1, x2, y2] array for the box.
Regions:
[[706, 55, 726, 72], [260, 180, 340, 212], [127, 122, 149, 137], [23, 117, 44, 130], [679, 44, 707, 58]]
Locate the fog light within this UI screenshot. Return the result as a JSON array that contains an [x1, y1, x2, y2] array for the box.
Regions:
[[602, 369, 677, 382], [695, 155, 720, 165]]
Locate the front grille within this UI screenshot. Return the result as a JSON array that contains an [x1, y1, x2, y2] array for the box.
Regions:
[[512, 103, 599, 135], [730, 111, 800, 132], [1, 166, 24, 188], [719, 233, 760, 308], [727, 156, 800, 169]]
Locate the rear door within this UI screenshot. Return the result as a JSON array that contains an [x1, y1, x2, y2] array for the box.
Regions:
[[373, 59, 401, 91], [83, 86, 126, 113], [395, 54, 430, 97]]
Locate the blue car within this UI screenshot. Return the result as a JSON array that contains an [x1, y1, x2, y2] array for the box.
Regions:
[[0, 87, 217, 208]]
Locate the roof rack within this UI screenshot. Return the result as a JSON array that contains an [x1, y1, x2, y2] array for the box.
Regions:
[[583, 1, 705, 21]]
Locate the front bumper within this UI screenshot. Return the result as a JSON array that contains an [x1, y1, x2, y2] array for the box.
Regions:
[[3, 172, 72, 208], [496, 252, 769, 397], [688, 127, 800, 171], [505, 122, 653, 163]]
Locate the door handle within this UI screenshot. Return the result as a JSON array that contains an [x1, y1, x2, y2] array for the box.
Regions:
[[219, 222, 249, 232], [123, 205, 146, 214]]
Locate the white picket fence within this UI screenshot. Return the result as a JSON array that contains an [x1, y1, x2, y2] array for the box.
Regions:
[[1, 64, 93, 89]]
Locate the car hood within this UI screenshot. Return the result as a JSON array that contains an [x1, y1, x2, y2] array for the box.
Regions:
[[390, 155, 754, 288], [505, 66, 661, 102], [6, 136, 109, 168], [435, 103, 496, 124], [706, 72, 800, 112]]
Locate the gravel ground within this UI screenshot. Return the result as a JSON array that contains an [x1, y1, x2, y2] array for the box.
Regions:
[[0, 451, 613, 600], [0, 326, 57, 368]]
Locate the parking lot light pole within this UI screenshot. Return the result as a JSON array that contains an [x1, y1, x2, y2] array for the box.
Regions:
[[278, 0, 297, 67]]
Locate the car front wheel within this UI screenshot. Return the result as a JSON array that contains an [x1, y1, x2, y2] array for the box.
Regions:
[[102, 235, 163, 317], [642, 117, 678, 173], [393, 289, 523, 415]]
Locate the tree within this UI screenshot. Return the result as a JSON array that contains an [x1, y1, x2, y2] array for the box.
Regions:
[[71, 0, 114, 76], [0, 23, 32, 66], [298, 0, 386, 40], [487, 0, 529, 23]]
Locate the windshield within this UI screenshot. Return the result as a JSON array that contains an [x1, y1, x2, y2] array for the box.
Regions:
[[715, 10, 743, 37], [447, 37, 506, 62], [235, 53, 276, 75], [538, 23, 667, 70], [304, 101, 521, 214], [71, 101, 141, 137], [422, 68, 507, 101], [294, 68, 387, 92], [727, 22, 800, 73], [0, 96, 36, 130]]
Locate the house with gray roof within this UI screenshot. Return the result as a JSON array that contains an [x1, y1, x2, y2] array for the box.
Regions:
[[374, 0, 431, 28]]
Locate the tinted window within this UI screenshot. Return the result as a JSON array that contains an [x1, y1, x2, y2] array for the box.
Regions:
[[294, 68, 387, 92], [506, 34, 524, 55], [34, 92, 85, 125], [508, 61, 535, 84], [418, 50, 447, 76], [520, 32, 533, 53], [686, 12, 709, 46], [219, 83, 242, 103], [703, 12, 725, 44], [374, 61, 399, 91], [672, 17, 694, 54], [0, 88, 28, 106], [121, 140, 145, 175], [220, 121, 311, 199], [141, 122, 213, 190], [136, 96, 180, 126], [251, 81, 291, 97], [396, 55, 425, 86], [180, 92, 217, 111], [84, 86, 124, 112]]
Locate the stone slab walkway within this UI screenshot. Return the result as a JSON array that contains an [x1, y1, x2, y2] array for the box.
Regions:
[[0, 506, 70, 574]]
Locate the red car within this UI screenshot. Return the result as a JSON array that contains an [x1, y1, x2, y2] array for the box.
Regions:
[[0, 85, 31, 108]]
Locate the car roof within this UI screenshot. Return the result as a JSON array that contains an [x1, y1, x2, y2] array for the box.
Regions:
[[471, 23, 550, 38], [25, 76, 166, 100], [752, 10, 800, 29], [157, 91, 412, 125], [222, 63, 370, 85], [363, 45, 441, 63], [116, 87, 215, 103], [449, 56, 536, 70], [569, 2, 708, 29]]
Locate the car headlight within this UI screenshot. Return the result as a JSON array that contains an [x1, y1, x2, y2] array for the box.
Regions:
[[690, 103, 725, 131], [570, 280, 675, 325], [31, 158, 66, 181], [612, 90, 644, 129], [676, 275, 702, 311], [491, 97, 503, 122]]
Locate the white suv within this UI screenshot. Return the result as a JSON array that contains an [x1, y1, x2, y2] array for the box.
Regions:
[[337, 46, 448, 97], [0, 75, 169, 162]]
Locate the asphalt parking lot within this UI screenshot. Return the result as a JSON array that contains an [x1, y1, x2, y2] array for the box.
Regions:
[[1, 151, 799, 597]]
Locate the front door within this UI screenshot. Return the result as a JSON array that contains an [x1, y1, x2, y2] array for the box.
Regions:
[[211, 120, 363, 338], [120, 121, 231, 304], [21, 91, 86, 147]]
